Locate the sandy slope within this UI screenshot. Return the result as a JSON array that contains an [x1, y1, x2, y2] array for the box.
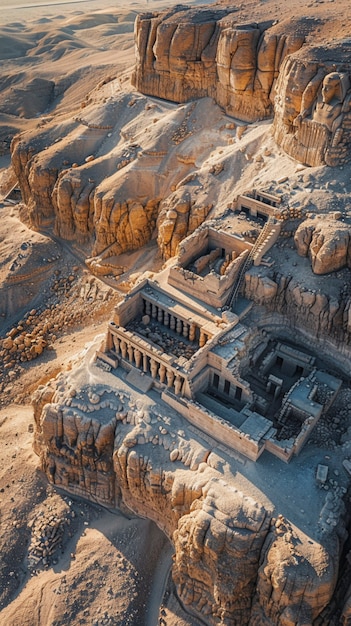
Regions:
[[1, 0, 351, 624]]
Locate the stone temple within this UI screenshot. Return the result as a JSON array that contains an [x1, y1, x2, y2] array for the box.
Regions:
[[97, 196, 341, 463]]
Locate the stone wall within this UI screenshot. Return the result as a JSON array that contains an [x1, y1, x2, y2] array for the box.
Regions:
[[168, 249, 248, 308]]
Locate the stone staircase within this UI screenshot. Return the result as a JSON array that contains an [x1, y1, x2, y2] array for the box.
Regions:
[[227, 217, 277, 309]]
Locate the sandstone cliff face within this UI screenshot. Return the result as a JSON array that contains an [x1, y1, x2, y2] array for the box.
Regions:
[[157, 189, 213, 259], [133, 7, 305, 123], [32, 366, 342, 626], [133, 7, 351, 166]]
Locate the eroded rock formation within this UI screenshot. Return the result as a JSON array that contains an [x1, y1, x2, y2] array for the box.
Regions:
[[133, 7, 351, 167], [11, 93, 225, 264], [32, 371, 340, 626], [132, 7, 306, 123], [294, 217, 351, 275], [157, 189, 213, 259]]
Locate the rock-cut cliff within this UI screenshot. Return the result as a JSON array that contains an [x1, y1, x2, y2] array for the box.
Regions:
[[133, 6, 351, 167]]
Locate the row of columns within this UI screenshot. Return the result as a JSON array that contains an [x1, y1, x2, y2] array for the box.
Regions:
[[143, 298, 209, 347], [111, 333, 185, 396]]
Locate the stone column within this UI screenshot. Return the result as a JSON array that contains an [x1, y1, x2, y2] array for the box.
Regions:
[[150, 358, 159, 379], [174, 376, 183, 396], [189, 323, 196, 342], [170, 315, 176, 330], [159, 364, 166, 384], [112, 335, 120, 354], [199, 331, 207, 348], [105, 332, 114, 352], [143, 353, 148, 373], [164, 312, 169, 327], [134, 348, 142, 369], [120, 340, 127, 359], [144, 300, 151, 315], [274, 384, 282, 400], [182, 322, 189, 338], [128, 344, 134, 363], [176, 318, 182, 335], [152, 303, 157, 319], [166, 369, 174, 389], [158, 307, 163, 323]]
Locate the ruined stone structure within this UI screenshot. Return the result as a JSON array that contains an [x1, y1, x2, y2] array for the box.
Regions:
[[97, 223, 341, 463], [13, 5, 351, 623], [33, 368, 341, 625]]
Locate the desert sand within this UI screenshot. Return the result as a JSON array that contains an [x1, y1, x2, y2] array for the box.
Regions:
[[1, 0, 351, 625]]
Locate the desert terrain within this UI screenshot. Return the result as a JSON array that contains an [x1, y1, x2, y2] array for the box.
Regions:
[[1, 0, 351, 625]]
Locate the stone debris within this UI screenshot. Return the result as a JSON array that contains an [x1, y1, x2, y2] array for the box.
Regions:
[[27, 496, 74, 572]]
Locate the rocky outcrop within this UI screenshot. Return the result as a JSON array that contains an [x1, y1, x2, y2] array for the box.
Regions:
[[157, 189, 213, 259], [133, 7, 306, 123], [133, 7, 351, 167], [32, 372, 340, 626], [11, 93, 226, 264], [294, 217, 351, 275]]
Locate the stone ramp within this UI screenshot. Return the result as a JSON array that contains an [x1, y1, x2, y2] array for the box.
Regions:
[[126, 368, 153, 393]]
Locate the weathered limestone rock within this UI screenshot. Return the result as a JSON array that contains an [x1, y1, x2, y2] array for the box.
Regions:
[[249, 520, 337, 625], [92, 196, 159, 258], [11, 93, 220, 262], [272, 44, 351, 166], [32, 374, 340, 625], [157, 190, 212, 260], [295, 218, 351, 275], [133, 7, 351, 165], [133, 7, 305, 122], [172, 486, 271, 623]]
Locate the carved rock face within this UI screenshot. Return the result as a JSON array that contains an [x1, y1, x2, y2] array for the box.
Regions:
[[133, 7, 351, 166], [272, 45, 351, 166]]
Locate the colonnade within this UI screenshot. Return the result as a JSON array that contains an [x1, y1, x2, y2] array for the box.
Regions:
[[111, 331, 185, 396], [142, 297, 209, 348]]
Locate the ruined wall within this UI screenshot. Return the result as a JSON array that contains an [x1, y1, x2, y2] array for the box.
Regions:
[[168, 250, 248, 309]]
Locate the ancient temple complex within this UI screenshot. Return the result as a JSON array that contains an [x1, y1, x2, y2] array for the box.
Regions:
[[97, 201, 342, 463]]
